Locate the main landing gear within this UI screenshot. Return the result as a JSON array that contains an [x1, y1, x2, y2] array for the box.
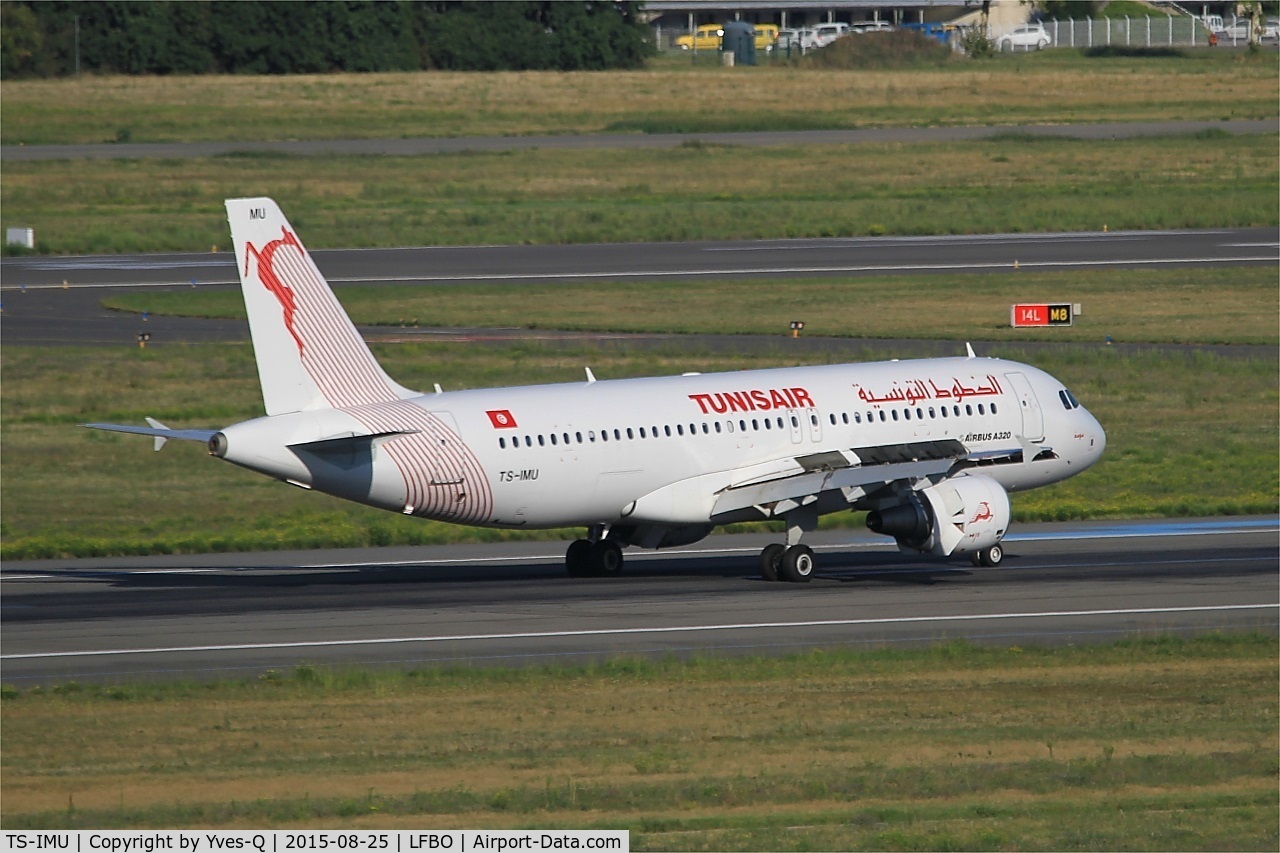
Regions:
[[759, 508, 818, 583], [565, 525, 623, 578], [969, 543, 1004, 567], [759, 542, 815, 582]]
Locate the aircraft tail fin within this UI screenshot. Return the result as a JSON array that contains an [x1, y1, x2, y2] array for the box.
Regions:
[[224, 197, 413, 416]]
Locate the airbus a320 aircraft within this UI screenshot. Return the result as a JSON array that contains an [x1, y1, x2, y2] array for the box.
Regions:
[[88, 198, 1106, 581]]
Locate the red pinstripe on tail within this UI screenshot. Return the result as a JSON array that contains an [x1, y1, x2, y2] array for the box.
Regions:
[[227, 197, 413, 416]]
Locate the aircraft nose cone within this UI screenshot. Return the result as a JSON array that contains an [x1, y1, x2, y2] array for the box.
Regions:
[[1086, 410, 1106, 463]]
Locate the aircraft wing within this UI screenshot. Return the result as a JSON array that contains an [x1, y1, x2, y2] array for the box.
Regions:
[[710, 439, 1013, 520], [83, 418, 218, 452]]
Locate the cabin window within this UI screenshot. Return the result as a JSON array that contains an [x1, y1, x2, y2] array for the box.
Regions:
[[739, 419, 747, 432], [891, 410, 899, 422], [977, 404, 985, 415], [752, 419, 760, 431], [903, 409, 911, 421], [879, 411, 886, 422], [991, 403, 998, 414], [715, 422, 722, 433], [626, 428, 634, 440], [842, 412, 850, 425], [953, 405, 961, 417], [498, 437, 506, 449], [702, 423, 709, 434], [537, 435, 545, 447], [676, 424, 684, 436], [638, 427, 646, 439], [966, 405, 973, 416], [665, 425, 673, 437]]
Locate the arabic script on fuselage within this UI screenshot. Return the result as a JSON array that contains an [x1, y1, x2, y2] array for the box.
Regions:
[[853, 375, 1004, 406]]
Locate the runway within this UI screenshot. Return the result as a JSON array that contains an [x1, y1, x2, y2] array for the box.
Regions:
[[2, 227, 1277, 348], [2, 518, 1275, 686]]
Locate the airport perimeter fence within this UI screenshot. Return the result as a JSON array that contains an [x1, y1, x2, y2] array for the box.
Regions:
[[1036, 16, 1256, 49], [657, 16, 1269, 57]]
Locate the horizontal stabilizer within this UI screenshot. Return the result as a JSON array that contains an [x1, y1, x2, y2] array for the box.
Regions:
[[83, 420, 218, 452]]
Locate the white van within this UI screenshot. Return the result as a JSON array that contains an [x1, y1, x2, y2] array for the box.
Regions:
[[812, 22, 850, 47]]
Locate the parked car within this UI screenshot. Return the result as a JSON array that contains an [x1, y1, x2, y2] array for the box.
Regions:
[[1220, 18, 1254, 40], [775, 28, 818, 52], [997, 23, 1051, 51], [754, 23, 780, 51], [1265, 17, 1280, 40], [674, 24, 723, 50], [851, 21, 894, 34], [812, 22, 851, 47], [1200, 14, 1225, 35]]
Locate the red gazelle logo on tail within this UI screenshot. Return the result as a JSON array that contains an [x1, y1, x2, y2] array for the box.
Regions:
[[246, 228, 305, 354]]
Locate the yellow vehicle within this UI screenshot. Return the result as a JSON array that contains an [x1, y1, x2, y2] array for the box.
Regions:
[[754, 23, 779, 51], [675, 23, 779, 52], [674, 24, 724, 50]]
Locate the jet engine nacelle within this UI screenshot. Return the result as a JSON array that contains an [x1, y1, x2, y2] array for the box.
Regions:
[[866, 475, 1010, 558]]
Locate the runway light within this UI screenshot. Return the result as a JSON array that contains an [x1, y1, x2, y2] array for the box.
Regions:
[[137, 331, 151, 349], [789, 320, 805, 338]]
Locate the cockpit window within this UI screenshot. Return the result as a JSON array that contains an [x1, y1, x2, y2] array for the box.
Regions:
[[1059, 388, 1081, 410]]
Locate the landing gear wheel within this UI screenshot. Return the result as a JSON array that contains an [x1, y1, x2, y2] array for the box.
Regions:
[[588, 539, 624, 577], [566, 539, 592, 577], [970, 544, 1004, 568], [760, 543, 785, 582], [780, 544, 815, 583]]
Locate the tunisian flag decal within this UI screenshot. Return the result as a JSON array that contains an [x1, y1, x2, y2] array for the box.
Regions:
[[486, 409, 518, 429]]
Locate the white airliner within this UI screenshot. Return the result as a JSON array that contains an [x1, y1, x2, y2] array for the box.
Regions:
[[88, 197, 1106, 581]]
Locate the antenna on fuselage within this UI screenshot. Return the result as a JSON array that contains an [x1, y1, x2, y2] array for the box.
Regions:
[[965, 342, 977, 359]]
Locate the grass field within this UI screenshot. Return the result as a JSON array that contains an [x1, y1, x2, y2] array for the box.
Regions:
[[105, 266, 1280, 345], [3, 267, 1276, 559], [3, 130, 1276, 254], [2, 635, 1276, 848], [2, 51, 1275, 145]]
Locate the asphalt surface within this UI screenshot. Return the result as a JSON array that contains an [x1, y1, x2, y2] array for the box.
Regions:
[[3, 119, 1275, 162], [2, 227, 1277, 353], [2, 518, 1276, 685]]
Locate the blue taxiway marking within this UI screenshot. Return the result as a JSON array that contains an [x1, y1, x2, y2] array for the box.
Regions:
[[1005, 518, 1277, 542]]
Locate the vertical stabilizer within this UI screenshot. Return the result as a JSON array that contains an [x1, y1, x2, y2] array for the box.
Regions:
[[225, 197, 413, 415]]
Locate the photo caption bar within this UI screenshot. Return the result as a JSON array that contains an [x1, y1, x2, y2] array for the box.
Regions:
[[1, 832, 628, 853]]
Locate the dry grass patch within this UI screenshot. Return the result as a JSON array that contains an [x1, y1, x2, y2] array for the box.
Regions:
[[3, 54, 1277, 145], [3, 638, 1275, 837]]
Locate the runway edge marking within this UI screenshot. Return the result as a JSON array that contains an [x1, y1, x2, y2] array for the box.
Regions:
[[4, 604, 1275, 661]]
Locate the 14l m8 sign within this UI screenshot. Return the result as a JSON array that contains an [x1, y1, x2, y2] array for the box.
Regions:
[[1011, 303, 1074, 327]]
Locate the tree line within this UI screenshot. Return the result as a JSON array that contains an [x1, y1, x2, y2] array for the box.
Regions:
[[1, 1, 654, 77]]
